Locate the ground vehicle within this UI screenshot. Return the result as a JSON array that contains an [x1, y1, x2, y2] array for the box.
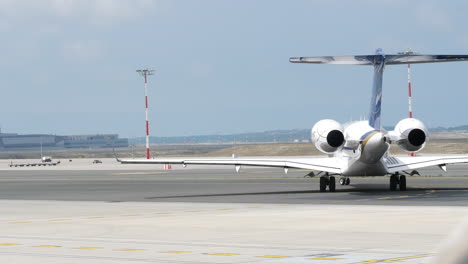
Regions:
[[41, 156, 52, 163]]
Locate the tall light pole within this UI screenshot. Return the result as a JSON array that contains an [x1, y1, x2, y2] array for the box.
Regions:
[[136, 68, 154, 159]]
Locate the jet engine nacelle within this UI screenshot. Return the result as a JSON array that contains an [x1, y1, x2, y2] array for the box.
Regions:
[[311, 119, 345, 154], [392, 118, 428, 152]]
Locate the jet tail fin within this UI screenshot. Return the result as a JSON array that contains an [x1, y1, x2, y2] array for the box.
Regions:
[[290, 52, 468, 131]]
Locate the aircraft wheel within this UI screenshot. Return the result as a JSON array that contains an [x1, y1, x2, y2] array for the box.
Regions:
[[389, 175, 398, 191], [329, 176, 336, 192], [399, 175, 407, 191], [319, 177, 327, 192], [339, 177, 346, 185], [345, 177, 350, 185]]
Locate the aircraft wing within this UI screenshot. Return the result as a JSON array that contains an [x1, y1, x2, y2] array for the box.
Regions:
[[118, 156, 342, 174], [386, 155, 468, 173]]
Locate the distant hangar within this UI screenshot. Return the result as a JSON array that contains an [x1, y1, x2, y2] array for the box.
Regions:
[[0, 133, 128, 149]]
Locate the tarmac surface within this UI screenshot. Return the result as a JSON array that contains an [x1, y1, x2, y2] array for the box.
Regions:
[[1, 159, 468, 263], [0, 161, 467, 205]]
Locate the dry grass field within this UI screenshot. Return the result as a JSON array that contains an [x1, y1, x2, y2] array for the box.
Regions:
[[0, 132, 467, 160], [204, 140, 468, 157]]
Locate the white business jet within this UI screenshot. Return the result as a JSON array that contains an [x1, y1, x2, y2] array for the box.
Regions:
[[118, 49, 468, 192]]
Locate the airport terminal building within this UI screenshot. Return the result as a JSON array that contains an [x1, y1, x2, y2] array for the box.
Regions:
[[0, 133, 128, 149]]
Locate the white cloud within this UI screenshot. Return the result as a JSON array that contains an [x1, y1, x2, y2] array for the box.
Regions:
[[94, 0, 155, 19], [0, 0, 157, 24], [0, 0, 158, 63]]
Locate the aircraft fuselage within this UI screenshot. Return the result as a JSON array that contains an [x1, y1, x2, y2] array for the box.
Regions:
[[340, 121, 390, 176]]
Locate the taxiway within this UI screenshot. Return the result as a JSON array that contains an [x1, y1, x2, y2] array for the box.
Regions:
[[0, 161, 467, 263]]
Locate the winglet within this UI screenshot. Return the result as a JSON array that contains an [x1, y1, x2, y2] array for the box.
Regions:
[[113, 148, 121, 163], [438, 164, 447, 172]]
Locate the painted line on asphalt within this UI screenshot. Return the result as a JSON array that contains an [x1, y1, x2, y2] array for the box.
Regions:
[[310, 257, 344, 260], [377, 196, 413, 200], [114, 248, 145, 251], [205, 253, 239, 256], [161, 251, 191, 254], [0, 241, 436, 262], [73, 246, 102, 250], [34, 245, 61, 248], [384, 253, 433, 261], [351, 253, 433, 264]]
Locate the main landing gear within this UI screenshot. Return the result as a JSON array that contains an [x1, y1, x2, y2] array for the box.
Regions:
[[339, 177, 350, 186], [389, 173, 406, 191], [319, 175, 336, 192]]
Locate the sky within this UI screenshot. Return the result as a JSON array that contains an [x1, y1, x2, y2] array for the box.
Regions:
[[1, 0, 468, 138]]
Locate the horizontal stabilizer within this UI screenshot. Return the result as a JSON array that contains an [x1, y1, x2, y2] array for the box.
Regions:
[[386, 54, 468, 65], [290, 55, 375, 65], [290, 54, 468, 65]]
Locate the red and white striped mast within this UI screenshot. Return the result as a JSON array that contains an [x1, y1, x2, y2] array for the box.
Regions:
[[399, 49, 415, 118], [402, 49, 415, 156], [407, 63, 413, 119], [136, 68, 154, 159], [407, 63, 415, 157]]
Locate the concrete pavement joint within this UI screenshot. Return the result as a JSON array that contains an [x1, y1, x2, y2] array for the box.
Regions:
[[256, 255, 290, 258]]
